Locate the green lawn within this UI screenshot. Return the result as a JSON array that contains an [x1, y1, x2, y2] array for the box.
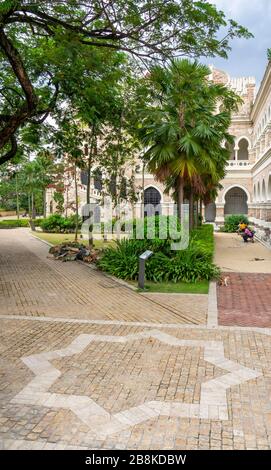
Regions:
[[32, 232, 112, 249], [130, 279, 209, 294]]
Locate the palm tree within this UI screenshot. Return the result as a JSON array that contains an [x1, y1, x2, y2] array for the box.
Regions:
[[139, 59, 241, 229]]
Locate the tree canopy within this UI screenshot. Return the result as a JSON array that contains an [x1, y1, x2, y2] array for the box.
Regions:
[[0, 0, 252, 165], [137, 59, 242, 227]]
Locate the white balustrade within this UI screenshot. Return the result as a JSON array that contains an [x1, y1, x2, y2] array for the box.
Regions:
[[227, 160, 252, 168]]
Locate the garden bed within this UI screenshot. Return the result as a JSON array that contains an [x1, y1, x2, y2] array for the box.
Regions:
[[98, 221, 219, 284]]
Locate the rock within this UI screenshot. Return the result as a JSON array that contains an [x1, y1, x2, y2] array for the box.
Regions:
[[48, 242, 99, 263]]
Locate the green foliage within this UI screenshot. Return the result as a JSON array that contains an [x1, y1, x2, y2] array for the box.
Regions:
[[0, 219, 30, 228], [53, 190, 64, 214], [222, 214, 249, 232], [0, 1, 252, 165], [98, 222, 219, 283], [131, 215, 181, 240], [40, 214, 82, 233], [137, 59, 242, 219]]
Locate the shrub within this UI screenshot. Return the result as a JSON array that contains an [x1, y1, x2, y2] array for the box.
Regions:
[[222, 214, 249, 233], [40, 214, 82, 233], [32, 218, 44, 227], [131, 215, 181, 239], [97, 222, 219, 283], [0, 219, 30, 228]]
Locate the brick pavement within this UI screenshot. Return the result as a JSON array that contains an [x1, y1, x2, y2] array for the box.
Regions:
[[1, 228, 271, 450], [1, 317, 271, 450], [0, 229, 207, 324], [218, 273, 271, 327]]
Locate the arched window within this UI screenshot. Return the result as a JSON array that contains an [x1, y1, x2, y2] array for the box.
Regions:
[[144, 186, 161, 217], [237, 138, 249, 160], [205, 202, 216, 222], [50, 200, 53, 214], [94, 169, 102, 191], [80, 170, 88, 186], [225, 142, 235, 160], [224, 187, 248, 215]]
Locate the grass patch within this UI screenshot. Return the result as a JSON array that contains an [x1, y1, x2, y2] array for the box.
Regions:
[[130, 280, 209, 294], [32, 231, 112, 249], [0, 219, 30, 228]]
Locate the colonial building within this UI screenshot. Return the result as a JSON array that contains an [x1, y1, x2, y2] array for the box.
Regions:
[[46, 61, 271, 246], [208, 62, 271, 247]]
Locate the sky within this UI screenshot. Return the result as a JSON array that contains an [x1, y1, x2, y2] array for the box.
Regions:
[[203, 0, 271, 86]]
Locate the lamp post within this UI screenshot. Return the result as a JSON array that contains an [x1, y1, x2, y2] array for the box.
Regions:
[[138, 250, 153, 290]]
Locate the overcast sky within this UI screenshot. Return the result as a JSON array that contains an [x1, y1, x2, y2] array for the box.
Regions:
[[203, 0, 270, 86]]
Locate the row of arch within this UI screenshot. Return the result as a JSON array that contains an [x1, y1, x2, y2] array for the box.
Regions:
[[205, 186, 249, 221], [256, 105, 271, 140], [137, 182, 271, 209], [253, 175, 271, 202], [227, 137, 250, 161]]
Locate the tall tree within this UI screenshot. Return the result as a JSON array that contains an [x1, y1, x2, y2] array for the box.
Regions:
[[138, 59, 241, 228], [0, 0, 252, 164], [54, 114, 85, 242]]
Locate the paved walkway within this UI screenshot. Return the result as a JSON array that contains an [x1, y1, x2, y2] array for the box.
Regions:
[[215, 233, 271, 327], [1, 229, 271, 450], [214, 232, 271, 273], [0, 229, 207, 324]]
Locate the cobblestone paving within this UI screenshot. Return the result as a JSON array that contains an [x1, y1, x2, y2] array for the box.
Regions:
[[1, 318, 270, 450], [0, 230, 207, 324], [1, 229, 271, 450], [218, 273, 271, 327]]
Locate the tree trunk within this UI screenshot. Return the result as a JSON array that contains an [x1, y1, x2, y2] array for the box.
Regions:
[[28, 193, 31, 217], [74, 165, 79, 242], [15, 173, 19, 220], [195, 199, 199, 227], [43, 190, 46, 218], [177, 175, 184, 222], [65, 187, 68, 218], [141, 161, 145, 218], [200, 199, 203, 224], [86, 134, 96, 250], [189, 190, 194, 231], [0, 29, 38, 161], [31, 192, 34, 219]]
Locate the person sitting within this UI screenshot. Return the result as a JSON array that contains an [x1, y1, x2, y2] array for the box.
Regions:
[[238, 221, 247, 233], [242, 227, 255, 243]]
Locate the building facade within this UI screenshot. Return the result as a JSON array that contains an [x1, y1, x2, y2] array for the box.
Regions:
[[46, 61, 271, 246]]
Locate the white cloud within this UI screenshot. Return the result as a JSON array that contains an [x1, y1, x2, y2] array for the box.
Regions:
[[211, 0, 271, 18], [205, 0, 271, 84]]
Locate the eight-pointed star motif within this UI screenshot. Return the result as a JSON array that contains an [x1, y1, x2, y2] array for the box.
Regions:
[[11, 330, 262, 439]]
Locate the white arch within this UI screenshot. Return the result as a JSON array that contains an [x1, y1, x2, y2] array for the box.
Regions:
[[143, 184, 164, 203], [236, 135, 251, 149], [222, 184, 251, 204]]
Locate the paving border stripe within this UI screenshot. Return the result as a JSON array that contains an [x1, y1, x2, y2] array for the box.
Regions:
[[10, 329, 262, 437], [1, 314, 271, 336], [0, 314, 206, 329], [207, 281, 218, 328]]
